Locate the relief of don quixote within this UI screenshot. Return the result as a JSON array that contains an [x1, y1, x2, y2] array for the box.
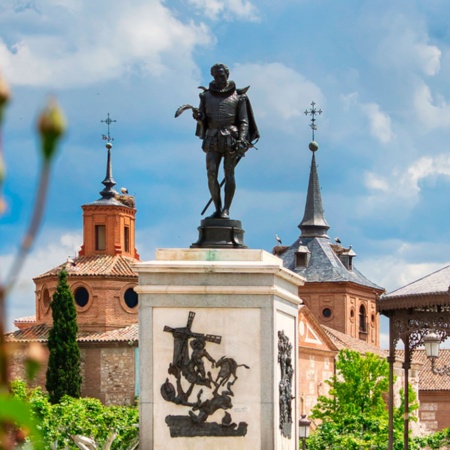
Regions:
[[160, 311, 250, 437]]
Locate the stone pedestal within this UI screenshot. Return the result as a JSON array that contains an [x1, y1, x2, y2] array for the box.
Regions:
[[135, 249, 304, 450]]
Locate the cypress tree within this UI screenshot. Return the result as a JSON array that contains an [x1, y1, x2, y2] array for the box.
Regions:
[[46, 268, 81, 404]]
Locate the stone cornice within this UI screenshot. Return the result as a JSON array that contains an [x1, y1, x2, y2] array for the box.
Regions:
[[134, 284, 302, 305]]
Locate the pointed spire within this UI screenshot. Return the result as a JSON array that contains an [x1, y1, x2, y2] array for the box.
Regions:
[[299, 102, 329, 238], [99, 142, 118, 199], [99, 113, 118, 199]]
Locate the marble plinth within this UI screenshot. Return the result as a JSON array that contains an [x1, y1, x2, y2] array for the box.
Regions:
[[134, 249, 304, 450]]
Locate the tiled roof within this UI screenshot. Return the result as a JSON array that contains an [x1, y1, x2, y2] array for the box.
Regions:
[[383, 264, 450, 298], [280, 236, 383, 291], [322, 326, 387, 358], [5, 324, 138, 344], [34, 255, 138, 280], [78, 324, 138, 343], [14, 316, 36, 324], [5, 324, 50, 343], [396, 349, 450, 391]]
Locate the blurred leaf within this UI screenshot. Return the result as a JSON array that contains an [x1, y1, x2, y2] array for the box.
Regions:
[[0, 394, 44, 449]]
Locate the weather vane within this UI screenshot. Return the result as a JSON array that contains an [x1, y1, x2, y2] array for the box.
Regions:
[[101, 113, 116, 142], [304, 101, 322, 141]]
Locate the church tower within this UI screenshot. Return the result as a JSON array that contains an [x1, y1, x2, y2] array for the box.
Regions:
[[274, 104, 383, 346], [19, 116, 140, 333], [8, 116, 141, 404]]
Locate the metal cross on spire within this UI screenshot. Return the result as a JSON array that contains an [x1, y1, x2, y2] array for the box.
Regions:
[[304, 101, 322, 141], [101, 112, 116, 142]]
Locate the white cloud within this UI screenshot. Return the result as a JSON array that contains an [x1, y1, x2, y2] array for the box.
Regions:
[[414, 82, 450, 130], [357, 236, 450, 298], [232, 62, 323, 132], [0, 2, 212, 87], [187, 0, 259, 21], [364, 154, 450, 201], [341, 93, 394, 144], [375, 15, 441, 77], [360, 103, 394, 144], [365, 172, 389, 192]]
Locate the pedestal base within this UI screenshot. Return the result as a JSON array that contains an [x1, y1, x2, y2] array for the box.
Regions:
[[191, 218, 247, 249], [136, 249, 305, 450]]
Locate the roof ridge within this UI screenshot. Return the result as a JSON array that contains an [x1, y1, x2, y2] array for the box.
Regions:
[[386, 263, 450, 296]]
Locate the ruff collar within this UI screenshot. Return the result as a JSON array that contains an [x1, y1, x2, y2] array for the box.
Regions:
[[209, 80, 236, 97]]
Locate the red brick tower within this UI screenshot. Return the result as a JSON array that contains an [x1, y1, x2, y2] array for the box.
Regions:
[[18, 139, 140, 333]]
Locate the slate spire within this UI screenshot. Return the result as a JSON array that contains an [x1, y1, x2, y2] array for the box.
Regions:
[[298, 141, 330, 238], [299, 103, 329, 238]]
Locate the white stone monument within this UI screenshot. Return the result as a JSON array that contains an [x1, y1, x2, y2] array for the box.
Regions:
[[135, 248, 304, 450]]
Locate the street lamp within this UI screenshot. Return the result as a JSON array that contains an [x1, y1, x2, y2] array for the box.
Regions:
[[298, 414, 311, 450], [424, 331, 450, 376]]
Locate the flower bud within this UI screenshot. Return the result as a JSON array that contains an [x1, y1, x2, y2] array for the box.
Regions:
[[37, 98, 66, 162]]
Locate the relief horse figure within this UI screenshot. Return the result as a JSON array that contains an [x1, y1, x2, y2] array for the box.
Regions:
[[214, 356, 250, 388]]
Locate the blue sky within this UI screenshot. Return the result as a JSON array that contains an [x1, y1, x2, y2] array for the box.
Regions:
[[1, 0, 450, 348]]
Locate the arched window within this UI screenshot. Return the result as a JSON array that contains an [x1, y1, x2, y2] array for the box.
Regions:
[[359, 304, 367, 332]]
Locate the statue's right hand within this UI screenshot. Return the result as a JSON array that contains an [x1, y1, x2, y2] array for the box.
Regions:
[[193, 109, 204, 121]]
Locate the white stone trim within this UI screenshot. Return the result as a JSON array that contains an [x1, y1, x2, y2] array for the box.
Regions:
[[135, 284, 302, 305]]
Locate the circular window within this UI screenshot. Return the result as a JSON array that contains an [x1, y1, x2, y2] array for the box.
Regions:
[[371, 314, 375, 322], [322, 308, 332, 318], [74, 287, 89, 307], [124, 288, 138, 309], [349, 308, 355, 322]]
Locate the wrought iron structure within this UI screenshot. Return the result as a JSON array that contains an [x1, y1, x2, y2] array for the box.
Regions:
[[304, 101, 322, 141], [424, 330, 450, 376], [379, 300, 450, 450]]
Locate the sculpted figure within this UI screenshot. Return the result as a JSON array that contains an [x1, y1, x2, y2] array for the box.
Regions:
[[193, 63, 259, 219]]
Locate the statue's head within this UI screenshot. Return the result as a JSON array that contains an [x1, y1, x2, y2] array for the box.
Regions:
[[210, 63, 229, 89], [210, 63, 230, 78]]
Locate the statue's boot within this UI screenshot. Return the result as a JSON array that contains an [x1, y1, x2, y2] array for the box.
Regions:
[[207, 197, 222, 219]]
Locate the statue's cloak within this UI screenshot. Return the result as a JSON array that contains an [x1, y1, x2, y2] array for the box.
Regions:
[[195, 85, 260, 147]]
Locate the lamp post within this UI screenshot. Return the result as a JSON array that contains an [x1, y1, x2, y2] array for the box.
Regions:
[[298, 414, 311, 450], [424, 331, 450, 376]]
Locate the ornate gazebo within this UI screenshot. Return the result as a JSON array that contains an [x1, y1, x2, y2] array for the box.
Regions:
[[378, 265, 450, 450]]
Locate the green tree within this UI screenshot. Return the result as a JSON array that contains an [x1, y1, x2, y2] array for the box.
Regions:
[[11, 380, 139, 449], [308, 349, 417, 450], [46, 269, 82, 404]]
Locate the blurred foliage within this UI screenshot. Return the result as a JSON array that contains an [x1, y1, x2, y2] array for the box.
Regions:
[[0, 69, 65, 449], [10, 380, 139, 449]]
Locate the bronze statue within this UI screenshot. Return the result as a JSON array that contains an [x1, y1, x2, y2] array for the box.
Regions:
[[176, 63, 259, 219]]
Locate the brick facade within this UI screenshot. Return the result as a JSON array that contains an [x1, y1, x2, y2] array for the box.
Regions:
[[297, 306, 338, 421], [299, 282, 379, 347], [8, 342, 137, 406], [34, 276, 138, 333]]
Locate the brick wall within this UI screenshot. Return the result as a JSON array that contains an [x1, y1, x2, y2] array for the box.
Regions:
[[419, 391, 450, 431], [8, 341, 137, 406]]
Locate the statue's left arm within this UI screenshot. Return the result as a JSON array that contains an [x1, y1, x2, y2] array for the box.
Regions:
[[237, 95, 249, 143]]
